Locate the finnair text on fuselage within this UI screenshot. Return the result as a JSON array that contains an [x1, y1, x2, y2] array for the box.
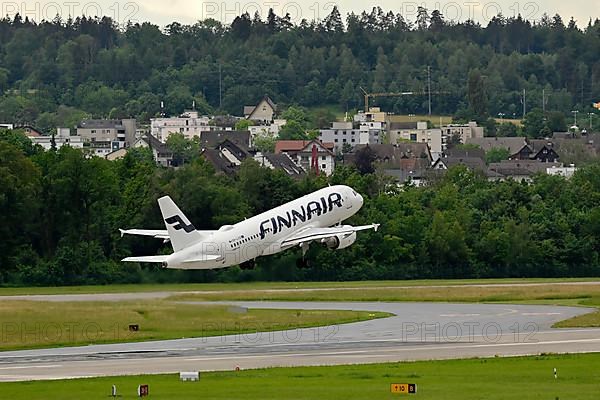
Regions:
[[258, 192, 344, 239]]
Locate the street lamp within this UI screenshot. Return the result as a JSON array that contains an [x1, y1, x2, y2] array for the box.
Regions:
[[589, 112, 595, 132], [572, 110, 579, 127], [498, 112, 505, 124]]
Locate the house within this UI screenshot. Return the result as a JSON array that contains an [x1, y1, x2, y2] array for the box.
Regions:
[[275, 139, 335, 175], [151, 111, 212, 142], [345, 143, 433, 167], [200, 130, 251, 149], [244, 96, 277, 123], [135, 134, 173, 167], [441, 122, 484, 144], [254, 152, 306, 177], [27, 127, 84, 151], [529, 140, 560, 162], [211, 115, 240, 129], [432, 156, 487, 173], [201, 148, 240, 175], [444, 146, 486, 161], [383, 157, 432, 187], [77, 119, 136, 156], [17, 125, 44, 137], [387, 121, 444, 159], [466, 137, 532, 160], [105, 147, 128, 161], [487, 160, 561, 182]]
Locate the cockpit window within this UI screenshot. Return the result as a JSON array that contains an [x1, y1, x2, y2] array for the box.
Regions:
[[351, 190, 358, 196]]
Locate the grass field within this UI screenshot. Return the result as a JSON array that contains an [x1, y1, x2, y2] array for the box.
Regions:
[[1, 353, 598, 399], [387, 114, 453, 126], [0, 301, 388, 351], [1, 278, 597, 296], [168, 280, 600, 303]]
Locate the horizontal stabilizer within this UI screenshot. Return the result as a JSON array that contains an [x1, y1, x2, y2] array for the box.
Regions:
[[120, 229, 170, 239], [122, 255, 169, 263], [182, 254, 224, 263]]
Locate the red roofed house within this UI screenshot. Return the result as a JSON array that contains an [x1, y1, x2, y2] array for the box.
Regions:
[[275, 139, 335, 175]]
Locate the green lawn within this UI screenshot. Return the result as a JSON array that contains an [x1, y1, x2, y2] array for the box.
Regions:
[[168, 280, 600, 304], [1, 353, 598, 399], [0, 300, 389, 351], [1, 278, 597, 296]]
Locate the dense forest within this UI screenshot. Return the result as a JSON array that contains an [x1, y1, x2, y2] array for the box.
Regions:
[[0, 8, 599, 132], [2, 129, 600, 285]]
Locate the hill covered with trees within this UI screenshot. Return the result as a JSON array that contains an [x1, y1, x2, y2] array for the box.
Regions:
[[0, 8, 599, 132], [2, 130, 600, 286]]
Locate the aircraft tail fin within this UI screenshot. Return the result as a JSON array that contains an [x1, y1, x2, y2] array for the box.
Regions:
[[158, 196, 203, 252]]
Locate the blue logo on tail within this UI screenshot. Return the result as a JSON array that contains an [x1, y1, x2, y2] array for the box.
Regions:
[[165, 215, 195, 233]]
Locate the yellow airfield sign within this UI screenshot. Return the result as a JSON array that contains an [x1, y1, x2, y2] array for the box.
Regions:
[[391, 383, 417, 394]]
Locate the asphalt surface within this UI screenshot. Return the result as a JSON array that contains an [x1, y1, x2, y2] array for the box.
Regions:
[[0, 293, 598, 382]]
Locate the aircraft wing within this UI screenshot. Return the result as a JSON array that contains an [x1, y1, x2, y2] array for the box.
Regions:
[[119, 229, 216, 240], [280, 224, 380, 248], [120, 229, 170, 239]]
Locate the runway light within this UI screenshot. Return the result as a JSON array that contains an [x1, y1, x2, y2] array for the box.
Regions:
[[111, 385, 118, 398], [554, 368, 557, 379]]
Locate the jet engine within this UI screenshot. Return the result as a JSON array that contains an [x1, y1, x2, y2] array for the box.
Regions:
[[321, 230, 357, 250]]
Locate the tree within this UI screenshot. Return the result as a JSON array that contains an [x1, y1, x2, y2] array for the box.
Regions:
[[467, 69, 487, 119], [0, 67, 8, 94], [497, 123, 518, 137], [0, 141, 40, 277], [485, 148, 511, 163], [278, 120, 308, 140], [166, 134, 200, 166], [353, 145, 377, 174], [546, 111, 567, 132], [235, 119, 253, 130], [281, 106, 309, 126], [523, 108, 545, 138], [253, 134, 276, 152]]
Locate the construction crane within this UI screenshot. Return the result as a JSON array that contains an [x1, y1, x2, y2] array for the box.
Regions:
[[359, 87, 416, 112], [359, 86, 450, 114]]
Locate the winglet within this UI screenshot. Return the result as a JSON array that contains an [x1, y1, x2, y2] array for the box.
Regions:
[[119, 228, 125, 237], [373, 223, 380, 232]]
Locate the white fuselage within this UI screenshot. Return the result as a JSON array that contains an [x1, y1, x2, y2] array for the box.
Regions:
[[165, 185, 363, 269]]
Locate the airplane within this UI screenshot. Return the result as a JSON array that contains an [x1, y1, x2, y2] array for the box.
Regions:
[[120, 185, 379, 270]]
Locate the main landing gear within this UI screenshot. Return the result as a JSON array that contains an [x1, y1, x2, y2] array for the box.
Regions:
[[240, 259, 256, 270], [296, 242, 311, 269]]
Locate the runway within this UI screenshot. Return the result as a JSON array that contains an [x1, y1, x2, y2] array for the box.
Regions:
[[0, 297, 598, 381]]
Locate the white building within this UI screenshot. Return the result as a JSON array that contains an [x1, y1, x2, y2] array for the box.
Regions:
[[547, 165, 577, 178], [76, 119, 136, 157], [441, 122, 484, 144], [150, 111, 212, 142], [28, 128, 84, 150], [388, 121, 444, 159], [248, 119, 286, 138], [319, 121, 382, 154]]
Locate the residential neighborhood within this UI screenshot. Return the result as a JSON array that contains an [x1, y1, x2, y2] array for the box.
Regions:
[[2, 93, 598, 186]]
